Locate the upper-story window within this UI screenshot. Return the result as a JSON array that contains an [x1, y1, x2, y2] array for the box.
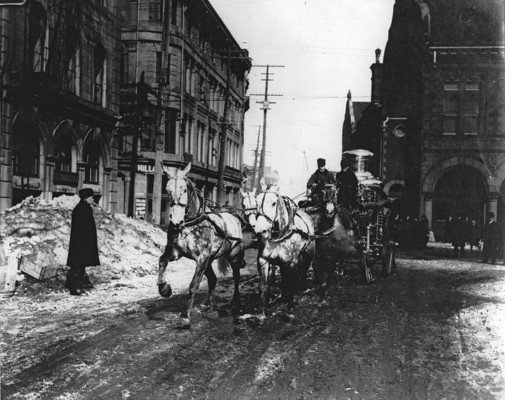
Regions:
[[28, 2, 48, 72], [185, 64, 192, 94], [443, 82, 479, 136], [155, 52, 162, 83], [149, 0, 163, 22], [64, 27, 81, 95], [171, 0, 178, 25], [92, 43, 106, 106]]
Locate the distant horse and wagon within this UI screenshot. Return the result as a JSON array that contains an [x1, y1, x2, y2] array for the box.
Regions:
[[157, 149, 397, 327]]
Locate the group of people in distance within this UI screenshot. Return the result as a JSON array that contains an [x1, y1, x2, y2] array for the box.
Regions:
[[392, 215, 431, 250], [446, 212, 503, 264]]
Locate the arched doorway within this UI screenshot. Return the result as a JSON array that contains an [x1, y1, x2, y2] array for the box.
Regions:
[[433, 166, 487, 223]]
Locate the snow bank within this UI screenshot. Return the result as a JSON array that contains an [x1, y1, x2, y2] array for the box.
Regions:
[[0, 195, 168, 284]]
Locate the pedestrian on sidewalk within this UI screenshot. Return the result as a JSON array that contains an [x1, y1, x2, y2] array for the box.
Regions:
[[452, 214, 466, 258], [481, 212, 499, 265], [65, 188, 100, 296], [469, 218, 481, 254]]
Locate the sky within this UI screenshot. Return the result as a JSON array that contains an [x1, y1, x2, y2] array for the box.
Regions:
[[209, 0, 395, 197]]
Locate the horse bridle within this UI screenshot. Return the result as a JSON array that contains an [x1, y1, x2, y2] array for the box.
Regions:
[[167, 176, 189, 208], [256, 191, 280, 226], [241, 193, 257, 217]]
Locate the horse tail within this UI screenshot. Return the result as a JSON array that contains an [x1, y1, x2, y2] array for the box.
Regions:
[[216, 256, 229, 275]]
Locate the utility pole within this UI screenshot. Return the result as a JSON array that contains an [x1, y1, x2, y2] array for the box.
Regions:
[[250, 65, 284, 185], [216, 47, 232, 205], [152, 0, 171, 225], [251, 125, 261, 191]]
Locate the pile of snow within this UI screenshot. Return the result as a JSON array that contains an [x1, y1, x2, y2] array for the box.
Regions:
[[0, 195, 168, 285]]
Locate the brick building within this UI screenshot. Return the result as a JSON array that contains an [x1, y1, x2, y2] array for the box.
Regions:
[[118, 0, 251, 224], [0, 0, 122, 214], [343, 0, 505, 239]]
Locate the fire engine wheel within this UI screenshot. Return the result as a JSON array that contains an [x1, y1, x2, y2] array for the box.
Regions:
[[382, 244, 395, 276], [360, 254, 375, 284]]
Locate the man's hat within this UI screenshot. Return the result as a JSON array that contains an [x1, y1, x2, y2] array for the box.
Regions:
[[79, 188, 94, 199], [317, 158, 326, 168], [340, 158, 352, 168]]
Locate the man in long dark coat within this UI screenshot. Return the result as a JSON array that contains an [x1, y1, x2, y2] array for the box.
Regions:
[[65, 188, 100, 295], [482, 212, 499, 264], [335, 158, 358, 211]]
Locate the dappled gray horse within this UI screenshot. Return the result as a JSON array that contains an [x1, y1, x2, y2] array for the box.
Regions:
[[158, 163, 245, 328]]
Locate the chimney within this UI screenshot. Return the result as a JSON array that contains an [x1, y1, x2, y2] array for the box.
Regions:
[[370, 48, 383, 105]]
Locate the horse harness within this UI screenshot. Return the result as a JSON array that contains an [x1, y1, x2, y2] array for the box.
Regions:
[[256, 192, 314, 244]]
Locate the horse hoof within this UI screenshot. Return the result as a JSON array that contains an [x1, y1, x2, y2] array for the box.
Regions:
[[180, 318, 191, 329], [158, 283, 172, 298], [285, 313, 295, 322], [318, 299, 329, 308]]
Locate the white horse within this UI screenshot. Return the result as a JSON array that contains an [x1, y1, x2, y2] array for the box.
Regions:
[[254, 179, 315, 321]]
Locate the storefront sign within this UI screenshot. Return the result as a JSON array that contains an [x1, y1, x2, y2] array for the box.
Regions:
[[53, 171, 79, 187], [135, 197, 146, 219]]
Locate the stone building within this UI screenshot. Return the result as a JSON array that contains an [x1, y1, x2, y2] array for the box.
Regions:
[[418, 0, 505, 240], [0, 0, 122, 214], [344, 0, 505, 239], [118, 0, 251, 224]]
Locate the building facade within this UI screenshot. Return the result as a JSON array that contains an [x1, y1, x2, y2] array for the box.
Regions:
[[419, 0, 505, 239], [118, 0, 251, 224], [344, 0, 505, 239], [0, 0, 122, 214]]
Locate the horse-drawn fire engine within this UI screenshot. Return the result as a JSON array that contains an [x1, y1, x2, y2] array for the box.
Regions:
[[343, 149, 396, 283]]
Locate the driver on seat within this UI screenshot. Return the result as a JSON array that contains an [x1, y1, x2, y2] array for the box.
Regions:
[[335, 158, 359, 211], [306, 158, 335, 207]]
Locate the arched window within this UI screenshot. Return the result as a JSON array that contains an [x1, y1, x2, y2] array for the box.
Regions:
[[83, 141, 100, 184], [13, 127, 40, 177], [64, 27, 80, 94], [54, 135, 74, 172], [93, 43, 106, 105], [28, 2, 48, 72]]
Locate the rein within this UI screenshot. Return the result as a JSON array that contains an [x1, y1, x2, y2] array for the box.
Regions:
[[256, 192, 300, 242]]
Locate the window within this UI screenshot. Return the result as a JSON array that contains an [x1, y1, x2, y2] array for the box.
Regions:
[[28, 2, 48, 72], [171, 0, 178, 25], [199, 124, 205, 162], [83, 142, 100, 184], [462, 84, 479, 135], [119, 46, 127, 85], [54, 136, 74, 172], [443, 82, 479, 136], [164, 109, 177, 154], [155, 52, 162, 83], [443, 84, 458, 135], [92, 43, 106, 105], [148, 0, 162, 21], [13, 132, 39, 177], [185, 117, 193, 153], [185, 65, 191, 93]]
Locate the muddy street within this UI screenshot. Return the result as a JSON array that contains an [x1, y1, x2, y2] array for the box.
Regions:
[[1, 246, 505, 400]]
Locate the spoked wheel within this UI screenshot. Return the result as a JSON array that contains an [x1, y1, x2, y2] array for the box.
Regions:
[[360, 253, 375, 284], [382, 243, 395, 276]]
